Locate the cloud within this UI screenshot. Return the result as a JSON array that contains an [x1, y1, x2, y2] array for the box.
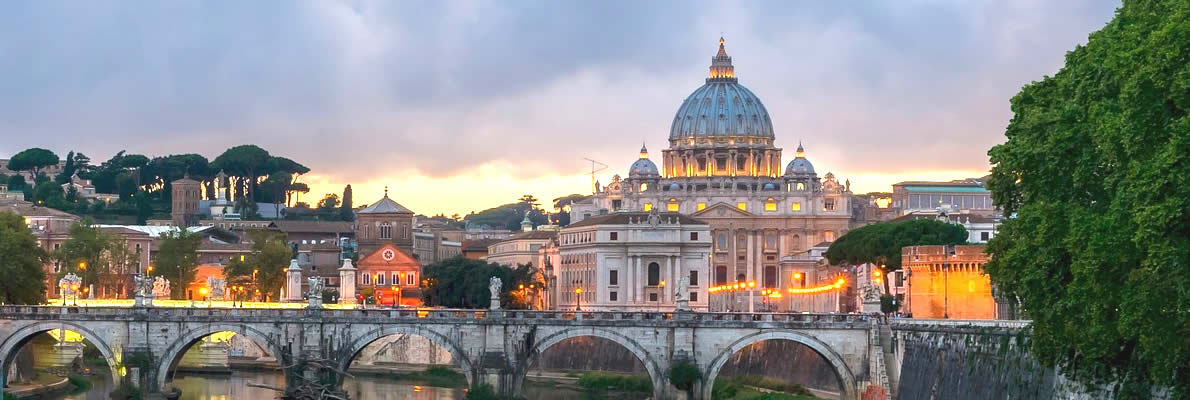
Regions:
[[0, 1, 1119, 214]]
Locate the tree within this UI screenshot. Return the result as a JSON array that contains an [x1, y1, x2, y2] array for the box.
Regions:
[[225, 230, 290, 302], [668, 361, 701, 400], [0, 211, 48, 304], [339, 185, 354, 221], [984, 2, 1190, 396], [8, 148, 59, 178], [154, 229, 201, 300], [824, 218, 966, 293], [55, 151, 76, 184], [421, 258, 537, 309], [210, 145, 273, 202], [53, 219, 116, 298]]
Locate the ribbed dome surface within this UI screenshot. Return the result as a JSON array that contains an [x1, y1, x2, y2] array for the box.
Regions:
[[785, 157, 815, 176], [669, 82, 774, 140], [629, 158, 659, 177]]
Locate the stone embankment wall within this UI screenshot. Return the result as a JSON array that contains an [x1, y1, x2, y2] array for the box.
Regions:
[[890, 320, 1169, 400], [892, 321, 1055, 400]]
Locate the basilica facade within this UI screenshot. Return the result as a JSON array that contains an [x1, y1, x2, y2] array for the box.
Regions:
[[571, 38, 852, 292]]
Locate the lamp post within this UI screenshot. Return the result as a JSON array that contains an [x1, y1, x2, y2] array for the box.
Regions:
[[572, 279, 583, 312], [658, 280, 666, 312], [943, 244, 955, 319], [200, 287, 209, 307]]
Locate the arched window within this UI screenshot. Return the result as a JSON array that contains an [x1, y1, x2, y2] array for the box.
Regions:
[[796, 182, 806, 191], [647, 262, 660, 286], [379, 222, 392, 239]]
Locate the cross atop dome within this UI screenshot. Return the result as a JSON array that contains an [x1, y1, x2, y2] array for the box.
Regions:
[[640, 143, 649, 159], [708, 36, 736, 82]]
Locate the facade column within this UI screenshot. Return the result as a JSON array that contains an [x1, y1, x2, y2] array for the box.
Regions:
[[728, 150, 737, 176], [634, 256, 643, 303], [664, 256, 673, 305], [745, 231, 755, 285]]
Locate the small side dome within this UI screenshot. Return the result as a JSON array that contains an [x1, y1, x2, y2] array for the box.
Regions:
[[630, 144, 660, 177], [762, 183, 777, 190], [668, 183, 682, 191], [784, 141, 816, 176]]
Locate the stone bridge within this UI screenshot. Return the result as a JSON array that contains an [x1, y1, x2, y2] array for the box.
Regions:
[[0, 306, 878, 399]]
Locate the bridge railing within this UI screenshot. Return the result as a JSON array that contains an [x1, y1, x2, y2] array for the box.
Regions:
[[0, 305, 870, 324]]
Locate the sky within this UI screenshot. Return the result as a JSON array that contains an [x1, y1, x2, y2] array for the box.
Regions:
[[0, 1, 1120, 216]]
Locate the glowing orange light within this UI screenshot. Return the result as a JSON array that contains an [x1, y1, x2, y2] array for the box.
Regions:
[[575, 288, 582, 294], [78, 262, 86, 270], [747, 281, 756, 288], [793, 273, 802, 279]]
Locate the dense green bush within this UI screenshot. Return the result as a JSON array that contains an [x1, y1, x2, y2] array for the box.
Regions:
[[669, 361, 701, 398], [66, 373, 92, 393]]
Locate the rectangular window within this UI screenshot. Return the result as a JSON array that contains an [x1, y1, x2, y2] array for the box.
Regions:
[[609, 291, 618, 302], [764, 201, 776, 211], [824, 199, 835, 211], [697, 202, 706, 211], [643, 203, 652, 212], [377, 273, 386, 286], [609, 270, 618, 286], [408, 273, 415, 286], [736, 202, 747, 211], [791, 202, 801, 212], [980, 232, 990, 241], [610, 232, 618, 241], [689, 292, 698, 302], [715, 266, 728, 285], [689, 270, 698, 286], [649, 293, 658, 302], [667, 202, 679, 212], [716, 233, 727, 250], [362, 273, 371, 285], [690, 232, 699, 241]]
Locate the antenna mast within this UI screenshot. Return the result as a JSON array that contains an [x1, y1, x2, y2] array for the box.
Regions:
[[582, 158, 608, 194]]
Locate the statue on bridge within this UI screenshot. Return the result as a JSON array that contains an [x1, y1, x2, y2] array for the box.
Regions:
[[134, 274, 154, 307], [674, 274, 691, 311], [307, 277, 325, 308], [152, 277, 171, 298], [207, 276, 227, 300], [489, 277, 502, 310]]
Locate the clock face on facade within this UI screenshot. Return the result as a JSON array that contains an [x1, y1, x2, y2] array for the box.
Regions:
[[382, 249, 395, 261]]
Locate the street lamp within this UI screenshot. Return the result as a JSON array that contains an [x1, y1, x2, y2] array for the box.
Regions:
[[200, 287, 209, 306], [943, 244, 956, 319], [572, 279, 584, 312]]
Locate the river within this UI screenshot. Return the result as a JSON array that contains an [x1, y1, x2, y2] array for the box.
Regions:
[[46, 371, 588, 400]]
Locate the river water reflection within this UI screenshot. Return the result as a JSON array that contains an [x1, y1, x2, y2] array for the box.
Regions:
[[48, 371, 584, 400]]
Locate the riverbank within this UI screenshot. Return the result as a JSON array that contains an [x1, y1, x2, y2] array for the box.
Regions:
[[4, 375, 69, 398]]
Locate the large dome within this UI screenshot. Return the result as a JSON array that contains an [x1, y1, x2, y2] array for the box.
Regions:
[[668, 38, 774, 140]]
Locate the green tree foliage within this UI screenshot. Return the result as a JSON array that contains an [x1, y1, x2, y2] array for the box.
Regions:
[[669, 361, 701, 399], [421, 258, 538, 309], [984, 2, 1190, 396], [824, 219, 967, 271], [0, 211, 48, 304], [339, 184, 354, 221], [154, 229, 201, 300], [142, 154, 210, 202], [6, 175, 26, 191], [8, 148, 59, 177], [53, 219, 119, 295], [210, 144, 273, 201], [225, 230, 290, 302], [55, 151, 76, 184]]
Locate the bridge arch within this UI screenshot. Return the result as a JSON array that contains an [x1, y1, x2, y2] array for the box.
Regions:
[[703, 329, 858, 400], [0, 321, 122, 388], [337, 325, 475, 389], [154, 323, 284, 391], [520, 327, 665, 400]]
